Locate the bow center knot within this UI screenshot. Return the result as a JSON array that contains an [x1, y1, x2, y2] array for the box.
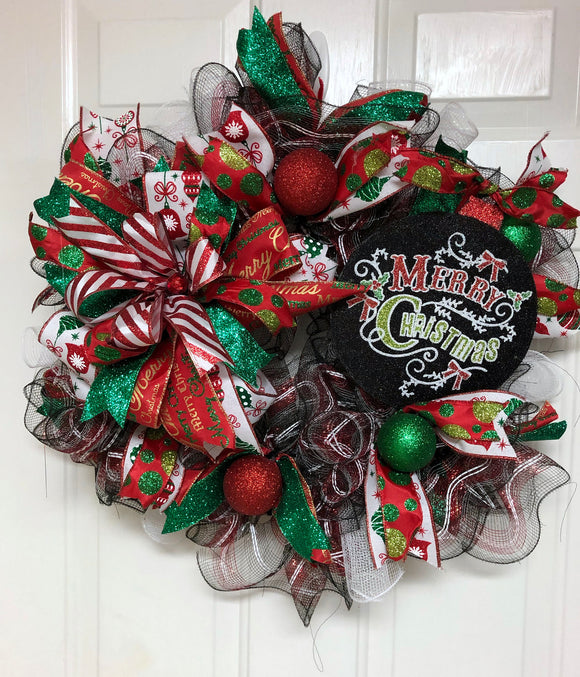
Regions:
[[166, 272, 188, 295]]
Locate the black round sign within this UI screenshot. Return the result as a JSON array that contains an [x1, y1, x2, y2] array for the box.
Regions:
[[331, 214, 537, 405]]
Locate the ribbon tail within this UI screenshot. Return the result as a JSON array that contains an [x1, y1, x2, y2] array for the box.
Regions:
[[201, 363, 272, 460], [81, 347, 154, 425], [364, 449, 389, 568], [205, 304, 272, 386], [119, 426, 180, 509], [408, 473, 441, 568], [273, 455, 331, 564], [159, 339, 236, 450], [162, 461, 229, 534], [163, 296, 233, 375], [517, 401, 567, 441], [236, 8, 313, 122], [372, 456, 423, 562]]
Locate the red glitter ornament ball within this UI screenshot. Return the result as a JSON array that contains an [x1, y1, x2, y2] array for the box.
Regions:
[[223, 456, 283, 516], [273, 148, 338, 216]]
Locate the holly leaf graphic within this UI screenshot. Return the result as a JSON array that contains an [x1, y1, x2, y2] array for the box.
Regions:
[[56, 315, 84, 340]]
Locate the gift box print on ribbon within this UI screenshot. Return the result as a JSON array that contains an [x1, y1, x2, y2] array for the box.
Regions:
[[24, 8, 579, 626]]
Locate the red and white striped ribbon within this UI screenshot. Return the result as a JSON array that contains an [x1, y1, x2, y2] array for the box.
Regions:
[[65, 269, 154, 322], [163, 295, 232, 375], [54, 211, 162, 282], [185, 237, 226, 293], [111, 295, 164, 350], [121, 212, 176, 276]]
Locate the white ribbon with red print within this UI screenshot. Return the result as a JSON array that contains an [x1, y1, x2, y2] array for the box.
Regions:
[[323, 122, 411, 221], [212, 103, 275, 176], [143, 169, 202, 249], [201, 363, 276, 459], [80, 106, 140, 164]]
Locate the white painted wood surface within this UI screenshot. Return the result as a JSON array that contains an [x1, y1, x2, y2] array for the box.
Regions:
[[2, 1, 579, 675]]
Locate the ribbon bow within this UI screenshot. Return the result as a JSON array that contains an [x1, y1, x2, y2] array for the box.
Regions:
[[476, 250, 507, 282], [30, 185, 361, 454], [117, 423, 332, 565], [442, 360, 472, 391]]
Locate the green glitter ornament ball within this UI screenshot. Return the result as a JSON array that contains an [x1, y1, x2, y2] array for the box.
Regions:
[[500, 216, 542, 262], [376, 412, 437, 472]]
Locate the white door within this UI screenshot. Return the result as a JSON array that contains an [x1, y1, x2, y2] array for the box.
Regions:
[[3, 1, 580, 675]]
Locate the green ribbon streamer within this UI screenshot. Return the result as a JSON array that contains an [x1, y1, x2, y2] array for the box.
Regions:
[[195, 183, 237, 252], [205, 304, 272, 387], [35, 179, 127, 237], [196, 181, 237, 226], [37, 394, 70, 418], [434, 136, 468, 163], [81, 348, 153, 425], [326, 90, 428, 127], [519, 420, 567, 442], [237, 8, 311, 120], [273, 456, 330, 562], [45, 262, 77, 296], [162, 462, 229, 534], [411, 191, 461, 215]]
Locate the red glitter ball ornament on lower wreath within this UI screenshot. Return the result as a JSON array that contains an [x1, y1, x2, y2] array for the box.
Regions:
[[273, 148, 338, 216], [223, 456, 283, 516]]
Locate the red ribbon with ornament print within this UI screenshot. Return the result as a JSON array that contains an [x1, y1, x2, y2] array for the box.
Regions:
[[185, 135, 274, 215], [394, 144, 579, 229]]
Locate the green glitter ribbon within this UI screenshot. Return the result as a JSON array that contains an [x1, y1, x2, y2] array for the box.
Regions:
[[237, 8, 311, 120], [153, 156, 171, 172], [195, 183, 237, 251], [162, 462, 230, 534], [196, 182, 237, 227], [34, 179, 127, 237], [519, 420, 567, 441], [435, 136, 468, 163], [78, 289, 140, 320], [329, 90, 427, 125], [411, 190, 461, 215], [273, 456, 330, 562], [205, 304, 272, 386], [44, 263, 77, 296], [81, 348, 153, 425]]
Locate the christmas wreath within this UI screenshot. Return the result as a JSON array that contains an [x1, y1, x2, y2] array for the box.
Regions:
[[25, 9, 579, 625]]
